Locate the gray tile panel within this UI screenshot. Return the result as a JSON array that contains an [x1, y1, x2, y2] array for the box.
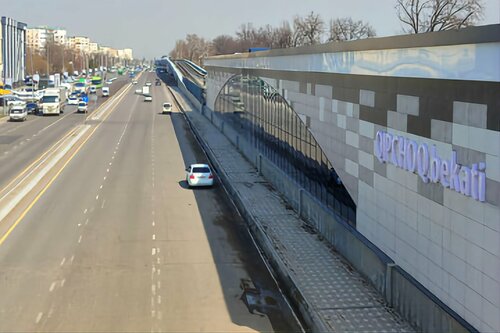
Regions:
[[359, 165, 374, 187], [359, 135, 374, 154], [388, 110, 408, 132], [486, 178, 500, 206], [373, 159, 387, 177], [209, 66, 499, 133], [453, 101, 487, 128], [315, 84, 333, 99], [360, 89, 375, 107], [452, 145, 486, 167], [431, 119, 452, 143], [344, 144, 359, 163], [397, 94, 420, 116], [417, 178, 444, 205], [346, 117, 359, 132]]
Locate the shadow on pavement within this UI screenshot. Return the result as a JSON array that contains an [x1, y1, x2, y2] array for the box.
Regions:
[[168, 106, 303, 333]]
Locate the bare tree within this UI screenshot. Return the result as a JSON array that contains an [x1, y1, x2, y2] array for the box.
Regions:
[[328, 18, 376, 41], [212, 35, 241, 55], [271, 21, 294, 48], [395, 0, 483, 33], [293, 12, 325, 46]]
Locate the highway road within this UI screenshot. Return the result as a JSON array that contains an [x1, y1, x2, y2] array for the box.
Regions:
[[0, 76, 128, 190], [0, 72, 302, 332]]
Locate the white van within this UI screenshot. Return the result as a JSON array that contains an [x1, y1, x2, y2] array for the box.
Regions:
[[10, 105, 27, 121], [102, 87, 110, 97]]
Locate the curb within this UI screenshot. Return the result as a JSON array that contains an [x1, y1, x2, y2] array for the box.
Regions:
[[169, 87, 332, 333]]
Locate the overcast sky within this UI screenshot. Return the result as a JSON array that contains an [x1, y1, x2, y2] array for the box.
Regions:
[[1, 0, 499, 59]]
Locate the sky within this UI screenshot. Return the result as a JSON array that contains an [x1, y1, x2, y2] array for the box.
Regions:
[[1, 0, 499, 59]]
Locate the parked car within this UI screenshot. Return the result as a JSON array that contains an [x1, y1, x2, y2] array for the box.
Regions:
[[0, 95, 26, 107], [185, 164, 214, 187], [144, 94, 153, 102], [25, 102, 39, 114], [162, 102, 172, 114], [77, 101, 88, 113], [68, 95, 79, 105], [9, 105, 27, 121]]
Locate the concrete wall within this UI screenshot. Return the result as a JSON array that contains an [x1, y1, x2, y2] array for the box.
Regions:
[[203, 25, 500, 332]]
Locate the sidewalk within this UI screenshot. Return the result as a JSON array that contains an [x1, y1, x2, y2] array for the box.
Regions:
[[171, 87, 415, 333]]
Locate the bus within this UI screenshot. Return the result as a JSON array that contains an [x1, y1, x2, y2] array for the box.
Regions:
[[91, 76, 103, 89]]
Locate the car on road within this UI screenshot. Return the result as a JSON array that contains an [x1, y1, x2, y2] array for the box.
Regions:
[[144, 94, 153, 102], [77, 101, 88, 113], [135, 88, 142, 94], [89, 85, 97, 94], [106, 80, 113, 85], [25, 102, 39, 114], [145, 81, 152, 86], [185, 164, 214, 187], [162, 102, 172, 114], [68, 95, 79, 105], [132, 80, 138, 85], [155, 79, 161, 86], [102, 87, 110, 97], [9, 105, 27, 121]]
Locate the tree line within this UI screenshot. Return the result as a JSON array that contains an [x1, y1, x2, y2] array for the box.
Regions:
[[169, 0, 483, 64]]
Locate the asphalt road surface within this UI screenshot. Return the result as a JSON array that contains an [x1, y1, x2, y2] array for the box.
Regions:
[[0, 72, 302, 332], [0, 76, 128, 190]]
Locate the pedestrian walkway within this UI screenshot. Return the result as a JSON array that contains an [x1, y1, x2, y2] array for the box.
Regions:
[[171, 87, 415, 333]]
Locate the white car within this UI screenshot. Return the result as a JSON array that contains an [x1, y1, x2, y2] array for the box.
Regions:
[[68, 96, 79, 105], [185, 164, 214, 187], [162, 102, 172, 114], [144, 94, 153, 102], [102, 87, 110, 97], [132, 80, 138, 85], [135, 88, 142, 94], [89, 86, 97, 94], [145, 82, 152, 86], [9, 105, 27, 121], [77, 101, 88, 113]]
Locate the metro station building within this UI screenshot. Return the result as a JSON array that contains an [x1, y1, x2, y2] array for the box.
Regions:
[[202, 25, 500, 331]]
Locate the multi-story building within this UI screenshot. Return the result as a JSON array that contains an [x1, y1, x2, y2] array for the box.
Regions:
[[1, 16, 26, 86], [67, 36, 90, 53], [52, 28, 66, 45], [26, 26, 67, 52], [123, 48, 133, 60], [26, 27, 47, 51], [89, 42, 98, 54]]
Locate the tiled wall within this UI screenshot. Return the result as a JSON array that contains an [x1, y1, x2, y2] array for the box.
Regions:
[[206, 68, 500, 332]]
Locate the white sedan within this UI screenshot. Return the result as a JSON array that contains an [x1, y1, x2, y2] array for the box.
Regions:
[[77, 101, 88, 113], [185, 164, 214, 187], [68, 96, 79, 105]]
